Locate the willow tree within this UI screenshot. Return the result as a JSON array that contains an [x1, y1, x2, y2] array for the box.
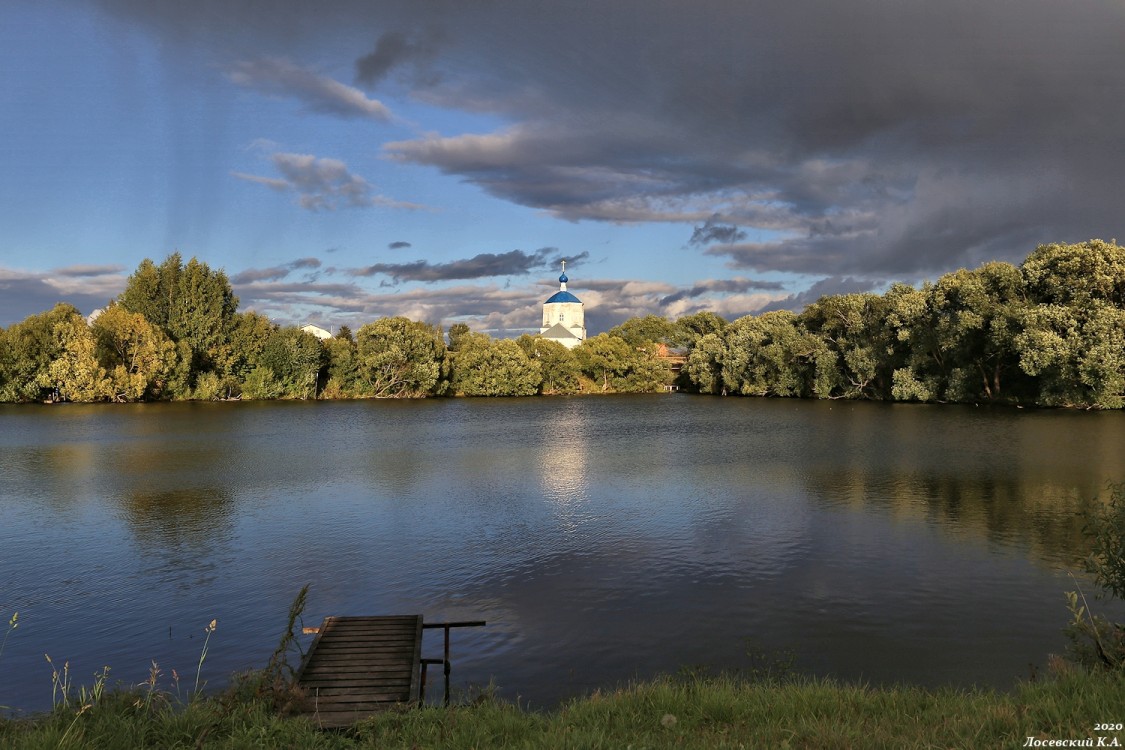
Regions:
[[516, 334, 580, 394], [1016, 241, 1125, 408], [253, 326, 325, 399], [0, 303, 83, 402], [451, 334, 541, 396], [354, 317, 447, 397], [92, 303, 177, 401], [49, 312, 113, 402], [798, 293, 893, 399], [721, 311, 818, 397]]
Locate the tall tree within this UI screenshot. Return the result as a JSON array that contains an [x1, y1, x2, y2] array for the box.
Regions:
[[322, 334, 360, 398], [446, 322, 472, 351], [1016, 241, 1125, 408], [223, 311, 275, 392], [575, 334, 635, 392], [119, 253, 239, 383]]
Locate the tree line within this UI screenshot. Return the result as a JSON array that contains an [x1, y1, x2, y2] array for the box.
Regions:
[[0, 253, 675, 402], [1, 240, 1123, 408]]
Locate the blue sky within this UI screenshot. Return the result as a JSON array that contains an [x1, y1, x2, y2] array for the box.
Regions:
[[2, 0, 1123, 334]]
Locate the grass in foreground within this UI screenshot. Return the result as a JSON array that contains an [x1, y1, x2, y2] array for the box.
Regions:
[[2, 669, 1124, 749]]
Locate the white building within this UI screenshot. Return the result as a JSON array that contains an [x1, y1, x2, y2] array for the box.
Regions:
[[539, 262, 586, 349], [300, 324, 333, 340]]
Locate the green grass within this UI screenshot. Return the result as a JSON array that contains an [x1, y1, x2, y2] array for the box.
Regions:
[[3, 669, 1124, 749]]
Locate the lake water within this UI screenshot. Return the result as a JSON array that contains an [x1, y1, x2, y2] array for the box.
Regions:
[[2, 395, 1124, 714]]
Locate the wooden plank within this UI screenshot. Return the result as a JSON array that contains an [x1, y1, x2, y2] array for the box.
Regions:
[[292, 614, 423, 728], [302, 697, 413, 708], [301, 661, 414, 674], [298, 677, 413, 689]]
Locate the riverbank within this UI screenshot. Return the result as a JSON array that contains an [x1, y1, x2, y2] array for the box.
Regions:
[[2, 670, 1123, 749]]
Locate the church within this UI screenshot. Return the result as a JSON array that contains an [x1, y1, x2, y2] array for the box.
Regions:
[[539, 262, 586, 349]]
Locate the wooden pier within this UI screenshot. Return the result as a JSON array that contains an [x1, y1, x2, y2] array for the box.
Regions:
[[293, 615, 485, 728]]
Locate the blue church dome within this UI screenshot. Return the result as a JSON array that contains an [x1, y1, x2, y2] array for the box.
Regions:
[[546, 290, 581, 304], [559, 272, 569, 284]]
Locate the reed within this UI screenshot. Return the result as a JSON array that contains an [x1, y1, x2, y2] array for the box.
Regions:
[[0, 612, 16, 661], [193, 618, 217, 696]]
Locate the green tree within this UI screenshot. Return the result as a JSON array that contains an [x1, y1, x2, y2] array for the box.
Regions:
[[927, 263, 1028, 403], [0, 303, 83, 402], [608, 315, 675, 347], [798, 293, 892, 399], [0, 327, 8, 400], [1016, 303, 1125, 408], [574, 334, 670, 393], [721, 311, 814, 397], [884, 282, 945, 402], [671, 311, 728, 350], [240, 366, 284, 400], [49, 313, 113, 402], [255, 327, 325, 399], [354, 317, 447, 397], [516, 335, 580, 394], [1015, 241, 1125, 408], [222, 312, 275, 395], [575, 334, 635, 392], [322, 335, 360, 398], [1022, 239, 1125, 308], [91, 303, 177, 401], [118, 254, 181, 331], [451, 335, 542, 396], [684, 332, 727, 394], [446, 322, 472, 351], [119, 253, 239, 387]]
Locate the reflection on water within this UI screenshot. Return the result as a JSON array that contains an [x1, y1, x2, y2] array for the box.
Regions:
[[119, 488, 234, 589], [1, 397, 1124, 714], [538, 400, 592, 535]]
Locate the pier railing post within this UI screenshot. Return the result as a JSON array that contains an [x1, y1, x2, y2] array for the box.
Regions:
[[421, 620, 486, 707]]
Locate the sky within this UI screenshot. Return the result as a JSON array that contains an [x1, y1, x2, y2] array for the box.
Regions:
[[2, 0, 1123, 335]]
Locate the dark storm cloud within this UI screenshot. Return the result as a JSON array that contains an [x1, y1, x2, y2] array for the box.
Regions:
[[688, 217, 748, 248], [94, 0, 1125, 284], [355, 30, 441, 86], [230, 257, 323, 284], [354, 247, 559, 283], [759, 277, 880, 314]]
